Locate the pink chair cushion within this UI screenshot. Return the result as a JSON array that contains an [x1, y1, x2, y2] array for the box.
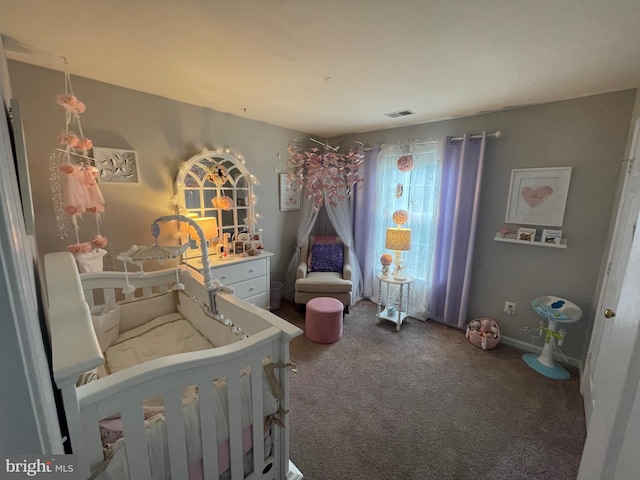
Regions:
[[306, 297, 343, 344]]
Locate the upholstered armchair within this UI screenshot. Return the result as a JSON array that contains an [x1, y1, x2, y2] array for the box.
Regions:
[[295, 236, 352, 312]]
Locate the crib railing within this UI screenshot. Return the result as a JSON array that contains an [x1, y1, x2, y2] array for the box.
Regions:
[[78, 327, 282, 480]]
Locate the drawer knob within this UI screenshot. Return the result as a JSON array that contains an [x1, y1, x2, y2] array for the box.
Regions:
[[249, 268, 255, 273], [249, 287, 255, 291], [220, 275, 228, 280]]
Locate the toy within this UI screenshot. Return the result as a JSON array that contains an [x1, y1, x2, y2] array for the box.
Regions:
[[479, 318, 492, 334]]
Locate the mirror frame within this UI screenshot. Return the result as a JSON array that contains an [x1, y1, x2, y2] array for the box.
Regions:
[[175, 149, 255, 256]]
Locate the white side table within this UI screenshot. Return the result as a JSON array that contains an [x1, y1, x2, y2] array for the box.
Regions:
[[376, 272, 415, 331]]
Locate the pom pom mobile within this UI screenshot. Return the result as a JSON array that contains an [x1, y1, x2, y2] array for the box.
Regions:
[[49, 67, 108, 271], [286, 140, 365, 212]]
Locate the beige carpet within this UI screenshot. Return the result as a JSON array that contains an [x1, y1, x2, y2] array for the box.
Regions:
[[275, 299, 586, 480]]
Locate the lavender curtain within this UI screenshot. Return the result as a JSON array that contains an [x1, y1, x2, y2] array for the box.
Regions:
[[429, 133, 487, 328], [353, 146, 379, 300]]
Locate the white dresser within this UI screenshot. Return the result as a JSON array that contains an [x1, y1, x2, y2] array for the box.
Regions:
[[186, 252, 273, 309]]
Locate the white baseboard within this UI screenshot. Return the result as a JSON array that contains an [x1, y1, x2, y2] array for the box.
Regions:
[[500, 334, 582, 369]]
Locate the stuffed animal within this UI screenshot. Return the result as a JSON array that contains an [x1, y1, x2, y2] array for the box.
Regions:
[[469, 320, 481, 331], [479, 318, 493, 334]]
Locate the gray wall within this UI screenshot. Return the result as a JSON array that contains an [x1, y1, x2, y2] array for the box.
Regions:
[[8, 61, 303, 282], [336, 90, 636, 360]]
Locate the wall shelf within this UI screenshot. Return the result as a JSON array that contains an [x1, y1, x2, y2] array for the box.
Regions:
[[494, 235, 567, 249]]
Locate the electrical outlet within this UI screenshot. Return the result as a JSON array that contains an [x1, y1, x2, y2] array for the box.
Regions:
[[504, 301, 516, 315]]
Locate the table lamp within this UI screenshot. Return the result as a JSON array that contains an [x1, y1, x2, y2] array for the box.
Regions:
[[189, 217, 218, 248], [385, 209, 411, 280]]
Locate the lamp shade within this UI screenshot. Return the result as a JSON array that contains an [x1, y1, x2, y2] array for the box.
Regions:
[[385, 228, 411, 251], [190, 217, 218, 242]]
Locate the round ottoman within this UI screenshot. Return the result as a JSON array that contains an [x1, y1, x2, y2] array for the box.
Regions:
[[305, 297, 343, 344]]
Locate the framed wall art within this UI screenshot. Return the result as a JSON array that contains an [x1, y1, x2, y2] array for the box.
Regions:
[[505, 167, 572, 226], [279, 173, 302, 211], [93, 147, 140, 184]]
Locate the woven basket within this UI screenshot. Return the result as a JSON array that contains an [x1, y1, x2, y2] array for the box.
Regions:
[[466, 318, 500, 350]]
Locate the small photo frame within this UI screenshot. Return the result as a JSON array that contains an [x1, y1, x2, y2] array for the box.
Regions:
[[250, 240, 262, 250], [233, 241, 245, 255], [542, 229, 563, 245], [250, 232, 262, 243], [517, 227, 537, 242], [93, 147, 140, 183]]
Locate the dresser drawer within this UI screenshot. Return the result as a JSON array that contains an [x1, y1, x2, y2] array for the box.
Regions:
[[211, 258, 267, 285], [231, 277, 267, 299]]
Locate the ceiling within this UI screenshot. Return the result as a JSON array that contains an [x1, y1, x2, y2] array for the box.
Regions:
[[1, 0, 640, 138]]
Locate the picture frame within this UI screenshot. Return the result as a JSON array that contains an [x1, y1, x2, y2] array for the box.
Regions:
[[517, 227, 537, 242], [93, 147, 140, 184], [250, 240, 262, 250], [542, 229, 563, 245], [233, 241, 245, 255], [279, 173, 302, 211], [505, 167, 572, 227], [250, 232, 262, 243]]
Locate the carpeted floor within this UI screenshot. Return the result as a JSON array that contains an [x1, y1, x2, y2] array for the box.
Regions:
[[273, 299, 587, 480]]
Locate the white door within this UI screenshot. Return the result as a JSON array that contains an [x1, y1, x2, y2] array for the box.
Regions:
[[577, 120, 640, 478], [581, 119, 640, 423]]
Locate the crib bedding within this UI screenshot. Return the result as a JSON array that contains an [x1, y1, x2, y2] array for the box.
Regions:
[[104, 313, 215, 375]]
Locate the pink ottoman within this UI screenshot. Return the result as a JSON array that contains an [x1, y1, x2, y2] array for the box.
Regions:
[[305, 297, 343, 344]]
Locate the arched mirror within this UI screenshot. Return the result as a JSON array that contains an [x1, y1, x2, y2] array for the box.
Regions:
[[175, 149, 256, 257]]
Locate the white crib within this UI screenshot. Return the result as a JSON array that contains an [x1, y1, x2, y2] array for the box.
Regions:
[[44, 251, 303, 480]]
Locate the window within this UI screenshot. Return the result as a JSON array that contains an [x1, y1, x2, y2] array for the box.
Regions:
[[373, 141, 442, 316]]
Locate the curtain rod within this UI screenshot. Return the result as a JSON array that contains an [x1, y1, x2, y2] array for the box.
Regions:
[[449, 130, 501, 142], [364, 131, 501, 151]]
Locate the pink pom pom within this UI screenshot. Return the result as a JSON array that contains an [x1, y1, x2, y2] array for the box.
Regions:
[[56, 94, 86, 114], [65, 205, 80, 216], [59, 163, 75, 174], [397, 155, 414, 172], [91, 235, 108, 249]]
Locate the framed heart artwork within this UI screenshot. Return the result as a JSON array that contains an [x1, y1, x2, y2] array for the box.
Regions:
[[505, 167, 572, 226]]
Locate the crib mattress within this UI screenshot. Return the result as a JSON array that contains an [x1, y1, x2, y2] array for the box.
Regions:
[[105, 313, 215, 374]]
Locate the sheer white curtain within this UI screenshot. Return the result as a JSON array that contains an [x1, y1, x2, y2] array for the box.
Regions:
[[282, 195, 319, 301], [324, 189, 363, 304], [372, 141, 442, 317]]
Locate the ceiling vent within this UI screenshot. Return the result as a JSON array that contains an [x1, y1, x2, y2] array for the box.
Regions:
[[385, 109, 415, 118]]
